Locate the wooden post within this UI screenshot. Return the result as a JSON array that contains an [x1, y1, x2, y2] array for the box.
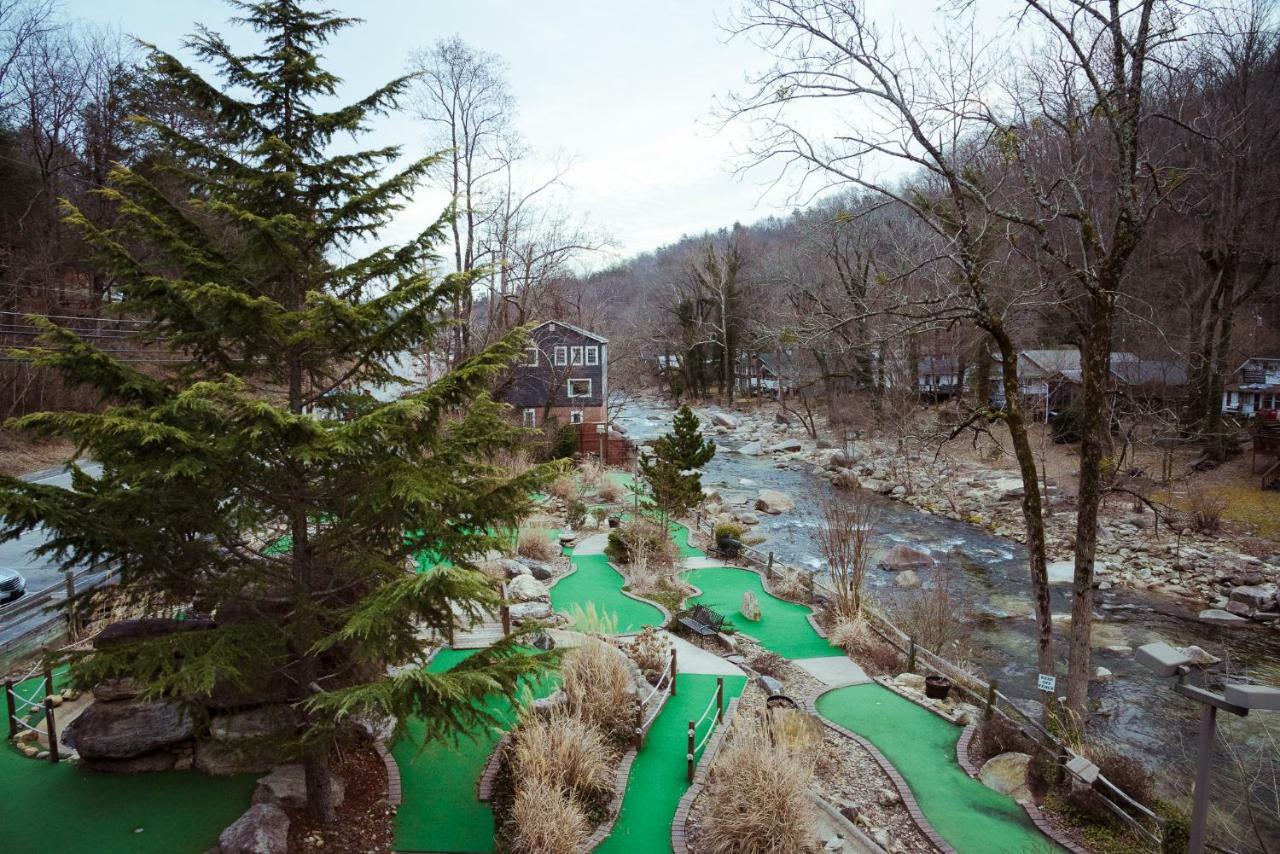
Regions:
[[696, 509, 702, 533], [64, 573, 78, 640], [44, 696, 58, 762], [907, 637, 917, 673], [715, 677, 724, 723], [766, 551, 774, 579], [807, 570, 815, 601], [634, 699, 643, 750], [4, 679, 16, 739], [500, 604, 511, 636], [687, 721, 696, 782], [984, 680, 998, 720], [670, 647, 678, 696], [42, 665, 53, 702]]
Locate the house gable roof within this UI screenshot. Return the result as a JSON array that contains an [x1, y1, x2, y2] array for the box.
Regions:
[[529, 319, 608, 344]]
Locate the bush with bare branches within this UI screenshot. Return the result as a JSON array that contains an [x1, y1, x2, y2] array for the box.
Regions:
[[626, 625, 672, 679], [1186, 484, 1227, 534], [770, 567, 810, 603], [888, 566, 972, 657], [817, 493, 877, 619], [548, 474, 579, 502]]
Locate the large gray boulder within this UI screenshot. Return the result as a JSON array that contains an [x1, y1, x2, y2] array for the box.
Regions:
[[755, 489, 796, 514], [62, 698, 195, 759], [499, 558, 530, 579], [878, 544, 933, 571], [1229, 584, 1277, 613], [194, 738, 277, 776], [515, 557, 555, 581], [767, 438, 803, 454], [978, 752, 1032, 802], [711, 411, 738, 429], [506, 574, 549, 603], [210, 705, 294, 742], [218, 803, 289, 854], [92, 677, 141, 703], [93, 616, 215, 649], [509, 601, 554, 621], [252, 763, 345, 810], [738, 441, 763, 456]]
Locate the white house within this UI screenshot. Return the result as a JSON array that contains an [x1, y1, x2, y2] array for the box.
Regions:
[[1222, 357, 1280, 416]]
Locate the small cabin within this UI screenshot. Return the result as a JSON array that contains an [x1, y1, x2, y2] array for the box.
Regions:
[[503, 320, 608, 428], [1222, 357, 1280, 418]]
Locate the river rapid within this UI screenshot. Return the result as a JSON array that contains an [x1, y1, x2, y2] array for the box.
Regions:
[[616, 397, 1279, 843]]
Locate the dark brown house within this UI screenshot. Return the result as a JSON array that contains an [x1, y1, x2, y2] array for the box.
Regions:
[[503, 320, 609, 428]]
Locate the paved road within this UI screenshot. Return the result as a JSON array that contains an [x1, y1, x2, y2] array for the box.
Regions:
[[0, 462, 104, 647]]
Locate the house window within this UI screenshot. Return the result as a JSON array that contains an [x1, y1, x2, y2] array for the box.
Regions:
[[567, 378, 592, 398], [570, 346, 584, 366], [522, 408, 537, 427], [524, 347, 539, 367], [554, 346, 568, 366], [569, 410, 584, 424], [585, 346, 599, 366]]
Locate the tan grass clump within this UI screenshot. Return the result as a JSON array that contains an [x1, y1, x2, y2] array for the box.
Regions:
[[508, 777, 588, 854], [828, 612, 877, 655], [517, 529, 557, 562], [512, 711, 615, 804], [627, 626, 672, 678], [700, 716, 816, 854], [561, 638, 636, 742], [766, 709, 825, 766], [771, 568, 810, 602], [548, 474, 579, 502], [597, 478, 624, 503]]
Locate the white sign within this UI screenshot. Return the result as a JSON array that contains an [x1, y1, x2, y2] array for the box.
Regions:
[[1037, 673, 1057, 693]]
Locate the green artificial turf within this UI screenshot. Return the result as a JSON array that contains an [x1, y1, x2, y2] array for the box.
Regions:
[[682, 566, 843, 660], [817, 684, 1060, 854], [392, 649, 558, 853], [596, 673, 746, 853], [549, 552, 664, 634], [1, 673, 255, 854]]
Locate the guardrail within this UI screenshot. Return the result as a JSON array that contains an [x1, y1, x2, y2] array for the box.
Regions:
[[692, 516, 1166, 847], [0, 563, 115, 660]]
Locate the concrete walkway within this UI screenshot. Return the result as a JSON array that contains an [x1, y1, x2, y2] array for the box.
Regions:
[[681, 555, 732, 569], [573, 531, 609, 556], [793, 655, 872, 686]]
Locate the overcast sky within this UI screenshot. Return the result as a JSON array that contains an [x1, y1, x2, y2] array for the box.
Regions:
[[60, 0, 994, 266]]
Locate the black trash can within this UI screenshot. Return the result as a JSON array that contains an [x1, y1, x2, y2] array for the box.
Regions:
[[924, 675, 952, 701]]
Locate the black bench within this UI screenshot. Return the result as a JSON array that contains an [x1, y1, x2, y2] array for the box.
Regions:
[[677, 604, 726, 639]]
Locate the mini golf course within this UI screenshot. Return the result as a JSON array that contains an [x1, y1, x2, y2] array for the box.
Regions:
[[1, 672, 255, 854], [595, 672, 746, 853], [818, 684, 1057, 853], [549, 552, 664, 634]]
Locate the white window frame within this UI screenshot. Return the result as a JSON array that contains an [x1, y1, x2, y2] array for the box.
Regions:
[[569, 410, 584, 425], [585, 346, 599, 366], [554, 346, 568, 366], [570, 346, 584, 366], [524, 347, 539, 367], [522, 408, 537, 427], [567, 378, 592, 398]]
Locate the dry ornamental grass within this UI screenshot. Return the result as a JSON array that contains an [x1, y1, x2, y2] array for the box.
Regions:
[[512, 712, 615, 805], [508, 777, 588, 854], [516, 528, 557, 561], [561, 638, 637, 742]]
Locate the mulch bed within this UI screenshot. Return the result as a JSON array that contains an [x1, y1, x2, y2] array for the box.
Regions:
[[287, 743, 396, 853]]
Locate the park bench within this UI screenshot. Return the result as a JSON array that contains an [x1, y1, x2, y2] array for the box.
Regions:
[[677, 604, 726, 640]]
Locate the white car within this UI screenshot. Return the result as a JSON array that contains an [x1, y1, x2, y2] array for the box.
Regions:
[[0, 567, 26, 603]]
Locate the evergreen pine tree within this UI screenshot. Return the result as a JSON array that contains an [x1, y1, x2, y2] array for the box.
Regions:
[[639, 405, 715, 523], [0, 1, 559, 821]]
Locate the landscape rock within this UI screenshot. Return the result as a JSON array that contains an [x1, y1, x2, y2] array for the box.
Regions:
[[92, 677, 141, 703], [505, 574, 549, 603], [194, 738, 277, 776], [979, 752, 1032, 801], [83, 751, 179, 773], [252, 763, 345, 810], [515, 558, 555, 581], [210, 705, 294, 742], [93, 616, 215, 650], [894, 569, 922, 589], [756, 674, 784, 695], [876, 787, 901, 806], [218, 803, 289, 854], [878, 544, 933, 571], [509, 601, 554, 621], [741, 591, 761, 621], [499, 558, 530, 579], [755, 489, 796, 514], [894, 673, 926, 692], [62, 698, 195, 759]]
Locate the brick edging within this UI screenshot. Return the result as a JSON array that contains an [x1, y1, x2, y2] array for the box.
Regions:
[[806, 687, 956, 854], [583, 748, 640, 850], [476, 732, 510, 802], [671, 696, 741, 854], [956, 720, 981, 776], [545, 553, 674, 629], [373, 739, 401, 808]]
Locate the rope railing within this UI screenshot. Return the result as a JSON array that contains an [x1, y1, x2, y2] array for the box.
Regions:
[[691, 517, 1167, 841], [685, 676, 726, 781], [632, 647, 678, 750]]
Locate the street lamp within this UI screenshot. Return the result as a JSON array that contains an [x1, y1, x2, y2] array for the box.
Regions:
[[1134, 641, 1280, 854]]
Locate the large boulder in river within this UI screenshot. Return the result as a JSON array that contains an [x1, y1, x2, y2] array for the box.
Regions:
[[710, 412, 738, 429], [755, 489, 796, 514], [894, 570, 922, 589], [738, 441, 763, 456], [979, 752, 1032, 802], [63, 698, 195, 759], [878, 544, 933, 571], [218, 803, 289, 854], [767, 438, 803, 453]]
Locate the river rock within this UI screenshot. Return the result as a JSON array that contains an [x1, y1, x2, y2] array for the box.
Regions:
[[506, 574, 549, 602], [878, 544, 933, 571], [1177, 645, 1221, 667], [1094, 666, 1113, 681], [738, 441, 763, 456], [1046, 560, 1075, 585], [252, 763, 345, 810], [219, 803, 289, 854], [711, 412, 738, 429], [767, 438, 803, 453], [755, 489, 796, 514], [894, 569, 922, 589], [1198, 608, 1247, 624], [978, 752, 1032, 801], [62, 698, 195, 759], [1229, 584, 1277, 613]]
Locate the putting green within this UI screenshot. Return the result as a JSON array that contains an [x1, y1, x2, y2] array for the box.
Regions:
[[596, 673, 746, 853], [682, 566, 843, 660], [1, 674, 255, 854], [549, 552, 664, 634], [392, 649, 557, 853], [818, 684, 1059, 853]]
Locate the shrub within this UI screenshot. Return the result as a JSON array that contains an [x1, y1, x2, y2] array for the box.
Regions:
[[565, 498, 588, 529], [562, 638, 636, 742], [861, 641, 901, 677], [973, 714, 1035, 766], [828, 613, 876, 655], [508, 777, 587, 854], [517, 529, 557, 561], [587, 506, 608, 529], [1186, 485, 1227, 534], [772, 568, 810, 602], [567, 603, 619, 636], [749, 650, 787, 678], [605, 519, 675, 568], [597, 479, 624, 503], [577, 457, 605, 492], [512, 712, 615, 806], [700, 717, 815, 854], [548, 474, 579, 502], [766, 709, 825, 766], [714, 522, 744, 541], [627, 626, 672, 679]]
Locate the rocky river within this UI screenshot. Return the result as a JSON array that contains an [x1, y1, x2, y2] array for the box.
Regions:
[[616, 396, 1280, 845]]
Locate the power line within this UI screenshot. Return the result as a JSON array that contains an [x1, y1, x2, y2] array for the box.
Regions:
[[0, 309, 150, 325]]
